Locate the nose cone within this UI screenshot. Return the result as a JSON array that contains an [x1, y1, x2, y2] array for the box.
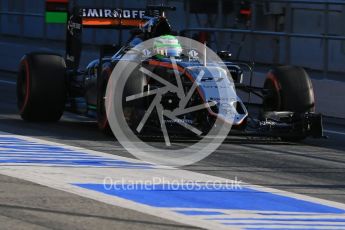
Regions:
[[186, 65, 239, 125]]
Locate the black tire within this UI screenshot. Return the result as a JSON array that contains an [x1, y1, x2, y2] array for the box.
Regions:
[[122, 66, 148, 134], [97, 63, 113, 135], [263, 66, 315, 141], [97, 63, 146, 136], [17, 52, 66, 122]]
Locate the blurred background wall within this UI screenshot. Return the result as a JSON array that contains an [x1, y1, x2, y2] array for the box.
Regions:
[[1, 0, 345, 75]]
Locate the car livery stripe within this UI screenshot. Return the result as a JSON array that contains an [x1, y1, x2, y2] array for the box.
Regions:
[[45, 0, 68, 23], [45, 12, 68, 24], [82, 18, 145, 28]]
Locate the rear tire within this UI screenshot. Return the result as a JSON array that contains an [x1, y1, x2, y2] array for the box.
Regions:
[[17, 53, 67, 122], [262, 66, 315, 141]]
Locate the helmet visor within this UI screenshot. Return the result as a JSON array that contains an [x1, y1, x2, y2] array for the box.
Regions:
[[156, 47, 182, 57]]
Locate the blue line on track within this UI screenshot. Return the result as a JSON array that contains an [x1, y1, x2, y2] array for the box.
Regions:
[[225, 223, 345, 226], [175, 210, 225, 216], [208, 218, 345, 222], [0, 136, 152, 168], [73, 184, 345, 214], [245, 229, 336, 230]]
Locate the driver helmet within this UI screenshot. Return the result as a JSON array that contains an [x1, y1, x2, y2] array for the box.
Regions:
[[153, 35, 182, 58]]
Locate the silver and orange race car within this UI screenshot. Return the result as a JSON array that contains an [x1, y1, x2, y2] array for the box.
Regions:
[[16, 1, 323, 142]]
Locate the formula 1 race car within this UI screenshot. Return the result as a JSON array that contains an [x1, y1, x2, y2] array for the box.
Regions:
[[17, 1, 323, 142]]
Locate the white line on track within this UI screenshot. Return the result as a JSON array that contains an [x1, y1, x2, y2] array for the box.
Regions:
[[324, 129, 345, 136], [0, 79, 16, 85]]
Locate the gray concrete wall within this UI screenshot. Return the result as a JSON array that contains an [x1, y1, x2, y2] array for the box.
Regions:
[[215, 2, 345, 73], [0, 37, 99, 72], [1, 0, 345, 73]]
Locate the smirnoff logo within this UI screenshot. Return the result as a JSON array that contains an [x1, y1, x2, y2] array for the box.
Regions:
[[82, 8, 146, 19]]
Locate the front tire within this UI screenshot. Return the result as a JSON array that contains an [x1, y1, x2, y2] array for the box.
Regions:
[[97, 63, 113, 135], [17, 53, 67, 122], [262, 66, 315, 141]]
